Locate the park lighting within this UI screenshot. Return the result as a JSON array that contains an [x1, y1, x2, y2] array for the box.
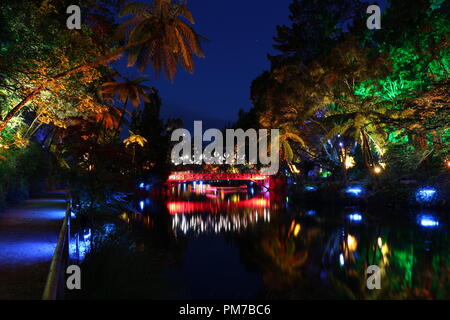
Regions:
[[446, 160, 450, 168], [416, 188, 437, 203], [346, 186, 363, 196], [373, 166, 382, 174]]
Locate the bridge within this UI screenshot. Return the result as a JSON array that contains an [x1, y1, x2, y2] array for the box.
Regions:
[[167, 172, 270, 183]]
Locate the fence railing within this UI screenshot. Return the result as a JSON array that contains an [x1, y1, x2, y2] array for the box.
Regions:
[[42, 200, 71, 300]]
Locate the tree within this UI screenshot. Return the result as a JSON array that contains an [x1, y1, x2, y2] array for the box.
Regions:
[[117, 0, 205, 79], [0, 0, 204, 133], [101, 76, 154, 135]]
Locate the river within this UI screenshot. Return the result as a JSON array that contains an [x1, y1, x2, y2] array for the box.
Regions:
[[81, 181, 449, 299]]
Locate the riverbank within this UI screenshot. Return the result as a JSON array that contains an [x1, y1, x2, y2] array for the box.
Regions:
[[288, 175, 450, 211]]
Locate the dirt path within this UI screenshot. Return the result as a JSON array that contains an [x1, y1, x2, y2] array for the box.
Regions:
[[0, 191, 66, 299]]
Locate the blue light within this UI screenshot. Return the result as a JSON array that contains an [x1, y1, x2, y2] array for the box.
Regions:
[[346, 186, 363, 196], [348, 213, 362, 222], [418, 215, 439, 228], [139, 201, 145, 211], [339, 253, 345, 266], [416, 188, 437, 202], [305, 185, 317, 191], [339, 142, 344, 147], [306, 210, 316, 216], [83, 228, 91, 240], [139, 182, 145, 189]]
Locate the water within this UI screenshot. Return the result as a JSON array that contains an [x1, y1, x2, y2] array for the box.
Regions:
[[121, 182, 449, 299]]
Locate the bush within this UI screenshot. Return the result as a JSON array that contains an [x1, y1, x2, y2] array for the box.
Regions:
[[0, 140, 51, 210]]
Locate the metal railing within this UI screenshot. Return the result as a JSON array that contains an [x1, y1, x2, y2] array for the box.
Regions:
[[42, 200, 71, 300]]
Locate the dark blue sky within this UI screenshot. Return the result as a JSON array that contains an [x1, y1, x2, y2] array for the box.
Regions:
[[117, 0, 292, 128]]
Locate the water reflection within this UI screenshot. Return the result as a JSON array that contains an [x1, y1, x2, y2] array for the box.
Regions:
[[122, 182, 449, 299]]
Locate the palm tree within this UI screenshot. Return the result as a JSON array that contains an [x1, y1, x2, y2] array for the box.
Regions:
[[117, 0, 205, 79], [323, 101, 388, 171], [101, 76, 154, 136], [259, 108, 314, 164], [1, 0, 204, 132]]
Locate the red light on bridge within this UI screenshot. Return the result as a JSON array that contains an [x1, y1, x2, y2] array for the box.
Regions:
[[167, 172, 270, 182]]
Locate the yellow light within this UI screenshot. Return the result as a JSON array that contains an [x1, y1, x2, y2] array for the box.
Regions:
[[345, 156, 355, 169], [346, 234, 357, 251], [446, 160, 450, 168], [373, 166, 382, 174], [377, 237, 383, 248], [381, 243, 389, 256], [293, 224, 301, 237]]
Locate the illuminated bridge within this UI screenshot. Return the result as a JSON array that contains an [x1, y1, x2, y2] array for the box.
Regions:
[[167, 172, 270, 183]]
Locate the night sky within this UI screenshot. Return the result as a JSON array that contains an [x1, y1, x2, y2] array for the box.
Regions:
[[116, 0, 292, 129]]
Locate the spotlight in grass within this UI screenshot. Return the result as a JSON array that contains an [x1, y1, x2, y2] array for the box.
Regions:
[[418, 214, 439, 228], [348, 213, 362, 222], [345, 186, 363, 196], [373, 166, 382, 174]]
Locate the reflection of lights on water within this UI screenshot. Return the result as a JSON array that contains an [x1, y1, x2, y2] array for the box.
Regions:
[[346, 186, 363, 196], [293, 224, 301, 237], [167, 196, 270, 215], [171, 210, 271, 235], [289, 220, 301, 237], [377, 237, 383, 248], [83, 228, 91, 240], [346, 234, 357, 251], [416, 188, 437, 202], [339, 253, 345, 266], [139, 201, 145, 211], [70, 228, 92, 262], [418, 215, 439, 228], [305, 186, 317, 191], [377, 237, 389, 262], [381, 243, 389, 256], [348, 213, 362, 222]]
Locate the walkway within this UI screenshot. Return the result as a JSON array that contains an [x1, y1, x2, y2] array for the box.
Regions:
[[0, 191, 67, 299]]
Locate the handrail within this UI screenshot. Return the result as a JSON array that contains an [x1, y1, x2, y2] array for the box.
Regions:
[[42, 200, 71, 300]]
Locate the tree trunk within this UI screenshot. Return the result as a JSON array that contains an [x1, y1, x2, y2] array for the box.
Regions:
[[115, 97, 129, 138]]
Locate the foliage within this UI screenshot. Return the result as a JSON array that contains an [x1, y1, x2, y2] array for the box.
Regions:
[[242, 0, 449, 183]]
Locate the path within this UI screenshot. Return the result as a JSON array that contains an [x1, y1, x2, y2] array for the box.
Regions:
[[0, 191, 67, 299]]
